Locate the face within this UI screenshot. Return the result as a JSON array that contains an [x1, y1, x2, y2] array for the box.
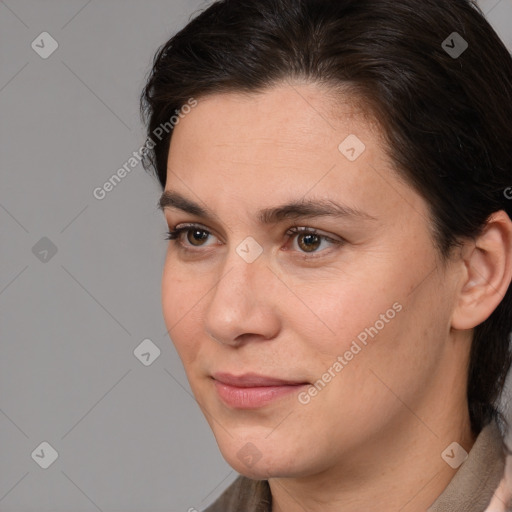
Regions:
[[160, 82, 462, 479]]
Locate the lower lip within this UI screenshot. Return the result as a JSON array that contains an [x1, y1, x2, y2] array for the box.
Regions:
[[213, 380, 308, 409]]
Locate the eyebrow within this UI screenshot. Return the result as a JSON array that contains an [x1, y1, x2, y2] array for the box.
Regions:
[[158, 190, 377, 224]]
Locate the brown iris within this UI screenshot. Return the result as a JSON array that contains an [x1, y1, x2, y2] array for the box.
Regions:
[[187, 229, 209, 246], [297, 233, 321, 253]]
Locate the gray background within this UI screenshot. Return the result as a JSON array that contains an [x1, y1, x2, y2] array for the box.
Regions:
[[1, 1, 511, 511]]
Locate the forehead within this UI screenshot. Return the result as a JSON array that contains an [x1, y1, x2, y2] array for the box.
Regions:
[[168, 83, 384, 178], [164, 82, 426, 228], [172, 81, 377, 142]]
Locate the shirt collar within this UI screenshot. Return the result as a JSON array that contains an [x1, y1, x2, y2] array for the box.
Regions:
[[428, 419, 505, 511]]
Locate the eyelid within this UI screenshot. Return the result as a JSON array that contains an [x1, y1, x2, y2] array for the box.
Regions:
[[285, 225, 344, 242], [177, 222, 224, 240], [175, 222, 215, 233]]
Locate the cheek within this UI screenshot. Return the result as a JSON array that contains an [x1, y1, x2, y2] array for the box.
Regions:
[[296, 261, 440, 404], [161, 255, 203, 320], [161, 263, 181, 324], [161, 261, 205, 363], [294, 277, 400, 358]]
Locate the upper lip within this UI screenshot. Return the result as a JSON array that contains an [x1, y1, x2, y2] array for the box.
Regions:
[[212, 372, 308, 387]]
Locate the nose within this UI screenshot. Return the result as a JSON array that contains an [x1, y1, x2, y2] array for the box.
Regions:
[[203, 245, 281, 347]]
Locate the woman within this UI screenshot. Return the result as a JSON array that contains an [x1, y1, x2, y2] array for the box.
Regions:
[[140, 0, 512, 510]]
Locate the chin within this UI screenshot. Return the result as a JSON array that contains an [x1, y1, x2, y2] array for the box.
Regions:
[[227, 458, 295, 480], [217, 440, 312, 480]]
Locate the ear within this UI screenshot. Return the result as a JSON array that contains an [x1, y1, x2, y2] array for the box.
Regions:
[[451, 210, 512, 330]]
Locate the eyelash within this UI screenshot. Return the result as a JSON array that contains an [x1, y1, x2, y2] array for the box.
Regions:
[[164, 224, 344, 257]]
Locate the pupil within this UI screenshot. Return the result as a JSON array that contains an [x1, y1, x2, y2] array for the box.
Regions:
[[299, 234, 320, 252], [188, 229, 208, 246]]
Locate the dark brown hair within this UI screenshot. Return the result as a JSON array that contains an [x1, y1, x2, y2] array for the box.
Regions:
[[140, 0, 512, 436]]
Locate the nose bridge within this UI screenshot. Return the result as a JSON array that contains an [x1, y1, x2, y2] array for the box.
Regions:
[[204, 240, 278, 343], [212, 240, 265, 310], [216, 232, 268, 294]]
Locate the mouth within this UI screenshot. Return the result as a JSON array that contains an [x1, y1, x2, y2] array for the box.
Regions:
[[211, 372, 310, 409]]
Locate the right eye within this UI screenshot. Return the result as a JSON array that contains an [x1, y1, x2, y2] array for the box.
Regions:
[[165, 223, 218, 251]]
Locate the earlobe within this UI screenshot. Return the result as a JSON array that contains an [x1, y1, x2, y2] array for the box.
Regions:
[[451, 210, 512, 331]]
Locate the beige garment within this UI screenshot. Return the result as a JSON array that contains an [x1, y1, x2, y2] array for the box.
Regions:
[[204, 419, 506, 512], [427, 419, 506, 511]]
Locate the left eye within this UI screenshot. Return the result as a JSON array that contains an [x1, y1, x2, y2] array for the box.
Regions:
[[165, 225, 343, 255], [285, 227, 343, 254]]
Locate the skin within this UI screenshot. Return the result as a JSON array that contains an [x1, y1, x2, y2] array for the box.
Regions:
[[160, 82, 512, 511]]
